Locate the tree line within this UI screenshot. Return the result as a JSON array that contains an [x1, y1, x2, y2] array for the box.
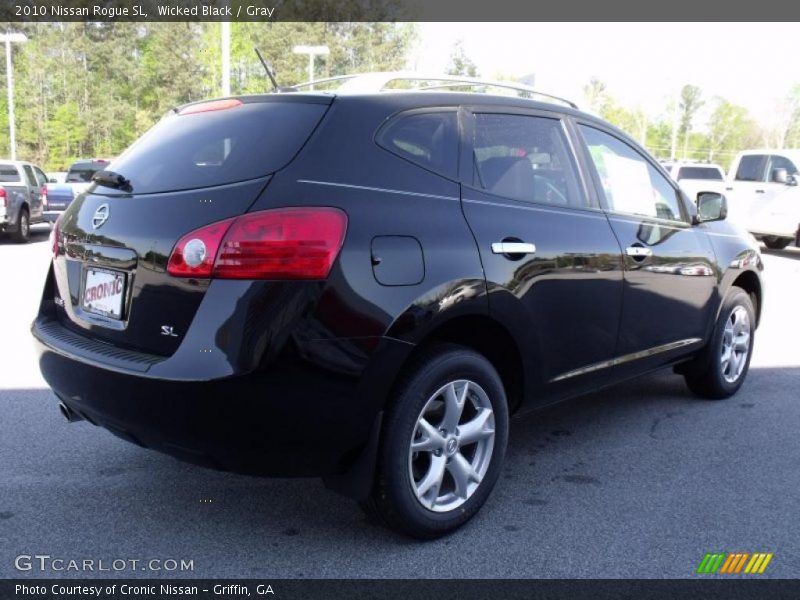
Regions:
[[583, 78, 800, 170], [2, 23, 799, 173], [0, 22, 416, 170]]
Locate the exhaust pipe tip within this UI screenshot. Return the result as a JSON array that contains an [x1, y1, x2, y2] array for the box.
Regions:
[[58, 401, 83, 423]]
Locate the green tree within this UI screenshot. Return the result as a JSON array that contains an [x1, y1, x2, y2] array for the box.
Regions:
[[706, 98, 756, 164], [446, 40, 478, 78], [678, 84, 703, 159], [582, 77, 608, 114]]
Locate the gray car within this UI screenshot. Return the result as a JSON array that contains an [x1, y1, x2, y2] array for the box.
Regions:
[[0, 160, 48, 242]]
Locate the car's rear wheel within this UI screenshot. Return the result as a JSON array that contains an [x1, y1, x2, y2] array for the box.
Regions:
[[762, 236, 791, 250], [13, 208, 30, 243], [683, 287, 755, 399], [362, 344, 508, 539]]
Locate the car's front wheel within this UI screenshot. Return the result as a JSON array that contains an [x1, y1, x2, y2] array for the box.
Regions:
[[683, 287, 755, 399], [362, 344, 509, 539]]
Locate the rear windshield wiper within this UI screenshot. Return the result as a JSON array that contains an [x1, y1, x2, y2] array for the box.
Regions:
[[92, 170, 132, 191]]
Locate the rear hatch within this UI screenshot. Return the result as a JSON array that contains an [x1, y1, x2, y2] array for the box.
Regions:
[[52, 94, 331, 356]]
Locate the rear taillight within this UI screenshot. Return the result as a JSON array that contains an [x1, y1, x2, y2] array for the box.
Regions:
[[50, 215, 60, 256], [0, 187, 6, 208], [167, 207, 348, 280], [41, 185, 48, 208]]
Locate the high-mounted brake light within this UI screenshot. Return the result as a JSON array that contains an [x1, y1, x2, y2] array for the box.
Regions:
[[167, 207, 348, 280], [179, 99, 243, 116]]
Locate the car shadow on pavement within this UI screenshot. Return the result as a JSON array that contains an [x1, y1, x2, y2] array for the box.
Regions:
[[2, 364, 798, 577]]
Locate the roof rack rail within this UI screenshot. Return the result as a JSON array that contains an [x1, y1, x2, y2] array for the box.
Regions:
[[288, 72, 578, 109]]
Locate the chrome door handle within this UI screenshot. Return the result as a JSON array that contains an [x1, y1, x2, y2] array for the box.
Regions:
[[492, 242, 536, 255], [626, 246, 653, 258]]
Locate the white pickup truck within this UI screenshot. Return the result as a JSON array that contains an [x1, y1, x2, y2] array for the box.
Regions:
[[724, 150, 800, 249], [662, 162, 727, 203]]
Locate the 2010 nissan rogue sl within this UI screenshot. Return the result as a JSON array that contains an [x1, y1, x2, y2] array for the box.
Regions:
[[32, 74, 764, 538]]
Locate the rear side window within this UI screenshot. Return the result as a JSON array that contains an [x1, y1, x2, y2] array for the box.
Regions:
[[22, 165, 37, 187], [472, 113, 586, 208], [735, 155, 767, 182], [676, 166, 723, 180], [376, 111, 458, 179], [104, 100, 329, 195], [0, 166, 21, 182]]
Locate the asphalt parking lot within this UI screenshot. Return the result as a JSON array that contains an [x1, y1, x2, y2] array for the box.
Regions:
[[1, 226, 798, 579]]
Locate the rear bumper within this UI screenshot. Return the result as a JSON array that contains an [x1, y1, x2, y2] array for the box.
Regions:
[[43, 210, 63, 223], [33, 315, 411, 478]]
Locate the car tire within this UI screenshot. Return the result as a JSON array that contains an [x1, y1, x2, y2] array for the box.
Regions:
[[683, 287, 755, 399], [361, 343, 509, 539], [762, 236, 791, 250], [13, 207, 30, 243]]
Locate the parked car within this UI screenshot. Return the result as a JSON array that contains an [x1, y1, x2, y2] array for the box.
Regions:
[[44, 158, 110, 223], [725, 149, 800, 249], [0, 159, 48, 242], [32, 74, 764, 538], [662, 161, 727, 202]]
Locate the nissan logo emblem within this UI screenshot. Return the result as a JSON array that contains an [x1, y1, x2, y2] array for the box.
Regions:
[[92, 204, 110, 229]]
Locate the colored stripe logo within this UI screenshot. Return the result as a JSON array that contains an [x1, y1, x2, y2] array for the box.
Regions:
[[697, 552, 773, 574]]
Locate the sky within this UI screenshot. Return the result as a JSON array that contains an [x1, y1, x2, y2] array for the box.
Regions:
[[409, 23, 797, 130]]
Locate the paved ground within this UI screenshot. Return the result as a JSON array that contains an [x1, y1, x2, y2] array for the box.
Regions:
[[1, 228, 799, 578]]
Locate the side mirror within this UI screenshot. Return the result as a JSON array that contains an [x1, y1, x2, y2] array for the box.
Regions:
[[788, 174, 798, 186], [695, 192, 727, 223], [772, 168, 789, 184]]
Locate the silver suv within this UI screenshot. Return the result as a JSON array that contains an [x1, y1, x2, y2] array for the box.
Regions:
[[0, 159, 48, 242]]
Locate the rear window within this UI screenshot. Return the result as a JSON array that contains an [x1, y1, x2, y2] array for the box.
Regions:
[[376, 111, 458, 179], [66, 166, 102, 183], [102, 99, 329, 195], [0, 166, 21, 182], [676, 166, 723, 180]]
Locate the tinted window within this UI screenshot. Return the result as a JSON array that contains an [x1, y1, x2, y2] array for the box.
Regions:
[[0, 166, 21, 183], [377, 111, 458, 178], [735, 155, 767, 182], [103, 100, 328, 195], [767, 155, 798, 179], [22, 165, 37, 187], [580, 125, 684, 222], [66, 166, 101, 183], [676, 166, 723, 180], [472, 114, 585, 208], [33, 167, 48, 186]]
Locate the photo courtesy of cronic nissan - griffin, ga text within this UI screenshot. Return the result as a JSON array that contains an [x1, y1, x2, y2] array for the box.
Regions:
[[32, 73, 764, 539]]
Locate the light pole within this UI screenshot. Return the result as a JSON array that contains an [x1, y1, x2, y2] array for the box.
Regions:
[[292, 45, 329, 90], [220, 22, 231, 96], [1, 32, 27, 161]]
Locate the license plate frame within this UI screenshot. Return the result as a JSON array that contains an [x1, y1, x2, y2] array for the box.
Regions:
[[81, 267, 126, 320]]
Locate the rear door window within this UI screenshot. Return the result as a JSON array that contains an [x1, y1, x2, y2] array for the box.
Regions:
[[0, 166, 21, 183], [376, 110, 458, 179], [102, 98, 329, 195], [471, 113, 587, 208], [735, 155, 767, 182]]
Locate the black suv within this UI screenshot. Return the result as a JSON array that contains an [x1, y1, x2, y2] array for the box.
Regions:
[[32, 75, 763, 538]]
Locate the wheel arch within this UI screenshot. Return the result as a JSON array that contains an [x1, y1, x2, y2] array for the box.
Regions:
[[730, 269, 762, 327], [393, 313, 525, 414]]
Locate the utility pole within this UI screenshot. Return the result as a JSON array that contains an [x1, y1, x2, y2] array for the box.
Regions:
[[292, 45, 330, 90], [1, 32, 28, 160]]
